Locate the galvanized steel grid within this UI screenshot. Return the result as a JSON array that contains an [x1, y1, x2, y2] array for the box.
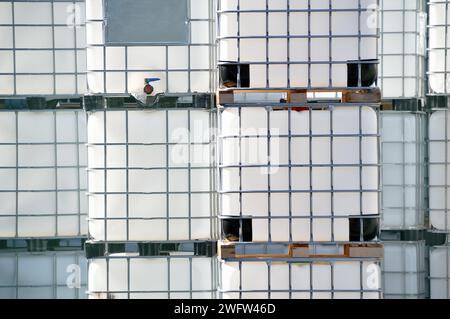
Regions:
[[87, 253, 219, 299], [0, 109, 87, 239], [382, 240, 427, 299], [217, 257, 383, 299], [216, 0, 380, 89], [85, 0, 217, 94], [428, 0, 450, 95], [0, 0, 87, 97], [378, 0, 427, 99], [380, 111, 427, 230], [85, 106, 218, 242], [216, 102, 382, 243], [0, 249, 87, 299]]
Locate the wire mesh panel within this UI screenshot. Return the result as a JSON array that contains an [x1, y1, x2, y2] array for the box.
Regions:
[[219, 258, 382, 299], [88, 254, 218, 299], [0, 0, 87, 97], [85, 0, 216, 96], [428, 0, 450, 94], [217, 104, 380, 243], [86, 108, 216, 241], [382, 240, 426, 299], [378, 0, 426, 99], [217, 0, 379, 89], [429, 109, 450, 232], [381, 111, 426, 230], [430, 245, 450, 299], [0, 109, 87, 238], [0, 250, 87, 299]]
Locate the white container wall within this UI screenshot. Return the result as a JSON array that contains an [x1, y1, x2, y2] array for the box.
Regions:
[[219, 259, 382, 299], [0, 110, 87, 238], [379, 0, 426, 98], [88, 255, 217, 299], [0, 0, 87, 96], [87, 108, 215, 241], [429, 110, 450, 232], [85, 0, 215, 96], [0, 251, 87, 299], [218, 106, 379, 242], [381, 112, 426, 230], [382, 241, 426, 299], [430, 245, 450, 299], [429, 0, 450, 94], [217, 0, 378, 89]]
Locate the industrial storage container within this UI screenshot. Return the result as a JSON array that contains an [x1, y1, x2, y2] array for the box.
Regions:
[[429, 109, 450, 232], [87, 243, 217, 299], [430, 245, 450, 299], [217, 0, 379, 89], [381, 112, 426, 230], [378, 0, 426, 98], [218, 105, 380, 242], [86, 107, 216, 241], [0, 109, 87, 238], [219, 258, 382, 299], [0, 240, 87, 299], [382, 240, 426, 298], [0, 0, 87, 96], [428, 0, 450, 94], [85, 0, 215, 96]]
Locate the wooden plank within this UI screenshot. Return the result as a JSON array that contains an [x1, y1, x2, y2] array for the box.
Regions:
[[218, 242, 384, 259], [217, 87, 381, 105]]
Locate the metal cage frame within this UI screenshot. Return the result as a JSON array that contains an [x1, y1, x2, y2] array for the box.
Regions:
[[0, 108, 87, 239], [379, 0, 427, 99], [0, 0, 87, 97], [380, 111, 427, 230], [216, 101, 381, 243], [85, 104, 218, 242], [216, 0, 380, 90]]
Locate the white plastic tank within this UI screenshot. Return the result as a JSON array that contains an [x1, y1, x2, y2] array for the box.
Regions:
[[0, 251, 87, 299], [218, 106, 379, 242], [88, 255, 217, 299], [87, 108, 214, 241], [381, 112, 426, 230], [0, 110, 88, 238], [85, 0, 215, 96], [428, 0, 450, 94], [219, 259, 382, 299], [429, 110, 450, 232], [0, 0, 87, 96], [429, 245, 450, 299], [379, 0, 426, 98], [217, 0, 379, 89], [382, 241, 426, 299]]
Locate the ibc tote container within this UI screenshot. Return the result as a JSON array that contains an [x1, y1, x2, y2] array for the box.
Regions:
[[429, 109, 450, 232], [378, 0, 426, 99], [0, 108, 88, 238], [86, 102, 216, 242], [85, 0, 215, 96], [219, 258, 382, 299], [0, 0, 87, 96], [382, 240, 426, 299], [428, 0, 450, 94], [380, 112, 426, 230], [429, 244, 450, 299], [217, 0, 379, 89], [0, 239, 87, 299], [217, 104, 380, 243], [87, 242, 217, 299]]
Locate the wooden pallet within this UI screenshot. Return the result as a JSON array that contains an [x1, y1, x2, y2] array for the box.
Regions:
[[217, 88, 381, 105], [218, 241, 383, 259]]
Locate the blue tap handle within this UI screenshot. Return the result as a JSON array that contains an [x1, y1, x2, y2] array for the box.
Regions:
[[145, 78, 161, 84]]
